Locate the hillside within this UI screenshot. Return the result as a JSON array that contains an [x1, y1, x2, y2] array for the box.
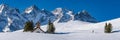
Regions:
[[0, 18, 120, 40]]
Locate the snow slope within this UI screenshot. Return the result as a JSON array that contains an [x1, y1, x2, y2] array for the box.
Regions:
[[0, 18, 120, 40]]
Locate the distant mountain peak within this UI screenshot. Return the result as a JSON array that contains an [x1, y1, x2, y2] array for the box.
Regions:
[[52, 7, 71, 15], [52, 7, 75, 22], [41, 8, 49, 12], [52, 8, 63, 15], [82, 10, 87, 13], [0, 4, 20, 16], [0, 4, 8, 13], [25, 5, 39, 13], [30, 5, 38, 9], [81, 10, 89, 15], [74, 10, 97, 23], [56, 7, 63, 10], [0, 4, 8, 7]]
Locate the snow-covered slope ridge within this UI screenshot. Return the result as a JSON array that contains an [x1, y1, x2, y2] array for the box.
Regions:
[[0, 18, 120, 40]]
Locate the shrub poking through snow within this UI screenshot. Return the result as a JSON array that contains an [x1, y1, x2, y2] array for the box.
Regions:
[[46, 20, 55, 33], [32, 22, 44, 33], [104, 23, 112, 33], [23, 21, 34, 32]]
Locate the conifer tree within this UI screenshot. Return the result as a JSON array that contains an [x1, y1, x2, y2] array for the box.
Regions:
[[107, 23, 112, 33], [23, 21, 34, 32], [104, 23, 112, 33], [104, 23, 108, 33], [46, 20, 55, 33]]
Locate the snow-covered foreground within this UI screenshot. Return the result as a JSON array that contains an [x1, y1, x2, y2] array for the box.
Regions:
[[0, 18, 120, 40], [0, 31, 120, 40]]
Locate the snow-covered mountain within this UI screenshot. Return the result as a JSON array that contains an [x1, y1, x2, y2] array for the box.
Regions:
[[74, 10, 97, 23], [22, 5, 55, 25], [0, 4, 25, 32], [0, 4, 98, 32], [52, 8, 74, 23], [52, 8, 97, 23]]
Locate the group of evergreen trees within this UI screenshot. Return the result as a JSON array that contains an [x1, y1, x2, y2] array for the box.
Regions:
[[23, 20, 113, 34], [23, 20, 55, 34], [104, 23, 112, 33]]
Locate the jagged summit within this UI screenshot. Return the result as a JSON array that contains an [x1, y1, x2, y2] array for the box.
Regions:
[[52, 7, 70, 15], [0, 4, 8, 8], [0, 4, 8, 14], [81, 10, 90, 16], [25, 5, 40, 14], [41, 8, 54, 16], [52, 8, 74, 22], [74, 10, 97, 23], [52, 8, 63, 15], [0, 4, 20, 15], [80, 10, 92, 17]]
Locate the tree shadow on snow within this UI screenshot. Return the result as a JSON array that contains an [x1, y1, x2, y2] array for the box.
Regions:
[[112, 30, 120, 33], [54, 32, 70, 34]]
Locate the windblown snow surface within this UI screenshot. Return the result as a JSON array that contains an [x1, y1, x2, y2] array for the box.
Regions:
[[0, 18, 120, 40]]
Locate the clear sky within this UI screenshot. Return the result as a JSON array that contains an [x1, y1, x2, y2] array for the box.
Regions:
[[0, 0, 120, 21]]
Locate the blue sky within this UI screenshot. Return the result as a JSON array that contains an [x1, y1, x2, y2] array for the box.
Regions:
[[0, 0, 120, 21]]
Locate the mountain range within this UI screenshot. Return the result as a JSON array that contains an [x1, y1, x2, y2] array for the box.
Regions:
[[0, 4, 97, 32]]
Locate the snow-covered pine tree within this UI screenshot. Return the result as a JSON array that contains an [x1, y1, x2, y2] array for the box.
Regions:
[[46, 20, 55, 34]]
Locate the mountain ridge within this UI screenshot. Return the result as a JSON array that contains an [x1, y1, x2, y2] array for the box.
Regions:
[[0, 4, 98, 32]]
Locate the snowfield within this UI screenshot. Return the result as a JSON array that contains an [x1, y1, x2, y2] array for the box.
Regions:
[[0, 18, 120, 40]]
